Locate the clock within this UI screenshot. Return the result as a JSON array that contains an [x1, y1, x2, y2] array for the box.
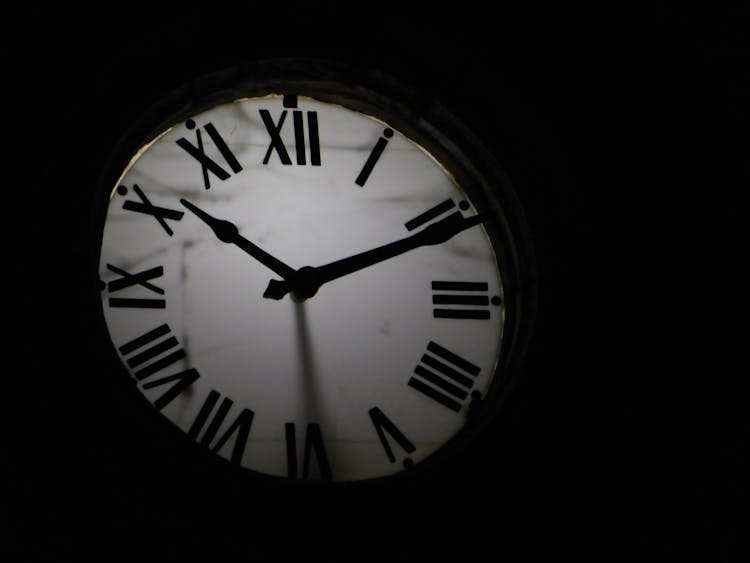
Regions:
[[93, 58, 536, 483]]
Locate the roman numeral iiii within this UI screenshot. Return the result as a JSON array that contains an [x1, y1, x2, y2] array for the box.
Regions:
[[408, 341, 481, 412]]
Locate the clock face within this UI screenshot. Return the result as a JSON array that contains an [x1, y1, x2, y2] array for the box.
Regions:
[[98, 93, 510, 482]]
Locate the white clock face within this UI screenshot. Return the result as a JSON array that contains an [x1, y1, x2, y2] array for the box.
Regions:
[[99, 94, 506, 481]]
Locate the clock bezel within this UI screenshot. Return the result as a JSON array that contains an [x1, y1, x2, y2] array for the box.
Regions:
[[90, 57, 537, 486]]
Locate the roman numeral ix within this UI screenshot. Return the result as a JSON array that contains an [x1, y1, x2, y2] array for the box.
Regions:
[[408, 341, 481, 412], [176, 119, 243, 190], [260, 95, 321, 167], [105, 263, 165, 309]]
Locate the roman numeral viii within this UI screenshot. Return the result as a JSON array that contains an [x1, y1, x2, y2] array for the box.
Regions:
[[260, 95, 321, 167], [431, 281, 502, 320], [408, 341, 481, 412], [118, 323, 198, 411]]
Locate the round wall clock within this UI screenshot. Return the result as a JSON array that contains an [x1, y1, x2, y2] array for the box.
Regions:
[[93, 58, 536, 483]]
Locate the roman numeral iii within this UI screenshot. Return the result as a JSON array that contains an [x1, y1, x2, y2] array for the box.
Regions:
[[408, 341, 481, 412], [431, 281, 501, 319]]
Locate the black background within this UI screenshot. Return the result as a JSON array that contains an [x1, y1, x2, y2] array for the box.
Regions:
[[6, 5, 746, 560]]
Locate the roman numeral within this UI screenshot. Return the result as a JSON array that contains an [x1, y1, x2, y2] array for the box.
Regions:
[[118, 323, 187, 381], [404, 198, 471, 231], [105, 263, 165, 309], [119, 184, 184, 236], [368, 407, 416, 466], [260, 96, 321, 166], [118, 324, 197, 410], [431, 281, 499, 320], [355, 127, 393, 187], [408, 341, 481, 412], [176, 120, 243, 190], [285, 422, 332, 481], [187, 390, 254, 465]]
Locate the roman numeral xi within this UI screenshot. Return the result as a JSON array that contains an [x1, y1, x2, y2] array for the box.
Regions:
[[176, 120, 243, 190]]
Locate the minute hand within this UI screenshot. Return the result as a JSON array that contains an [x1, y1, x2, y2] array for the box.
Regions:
[[264, 211, 490, 300]]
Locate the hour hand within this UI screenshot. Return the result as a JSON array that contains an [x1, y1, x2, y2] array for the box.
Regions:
[[180, 198, 297, 280]]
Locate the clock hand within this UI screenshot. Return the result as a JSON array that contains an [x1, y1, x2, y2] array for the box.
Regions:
[[264, 211, 490, 300], [180, 199, 297, 281]]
